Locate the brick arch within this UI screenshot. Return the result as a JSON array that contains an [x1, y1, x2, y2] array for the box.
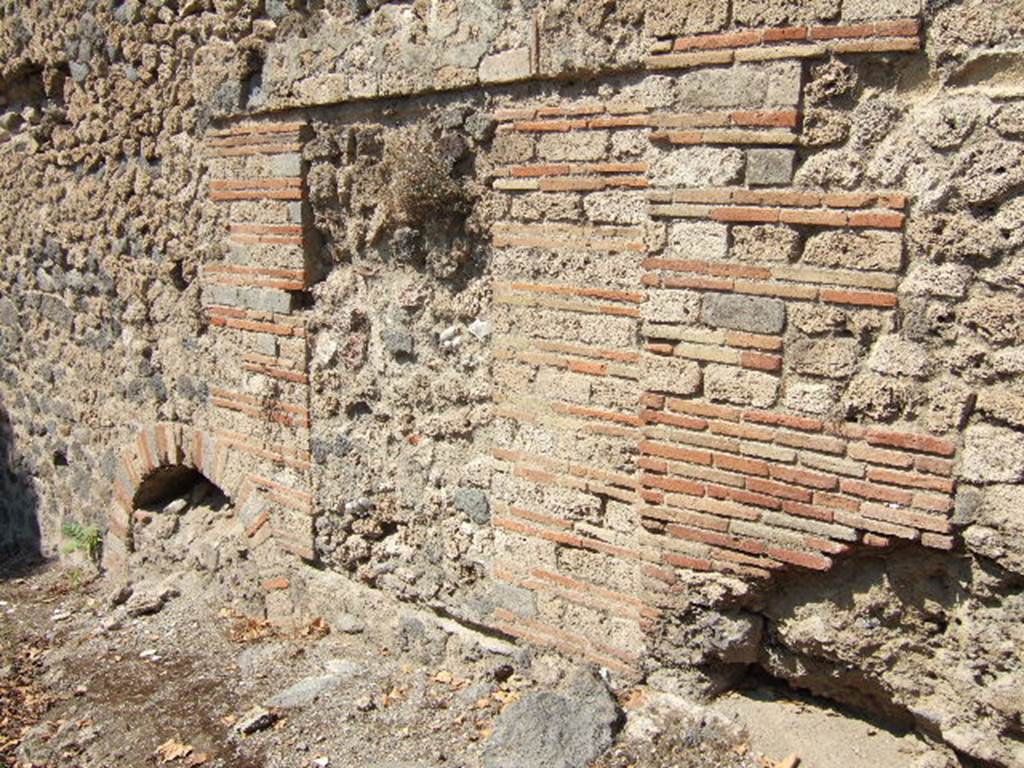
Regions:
[[102, 421, 315, 574], [103, 422, 240, 571]]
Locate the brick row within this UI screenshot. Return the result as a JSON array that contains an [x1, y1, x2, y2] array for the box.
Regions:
[[492, 222, 645, 252], [206, 305, 307, 337], [494, 345, 640, 380], [649, 187, 906, 210], [209, 177, 303, 202], [642, 257, 899, 292], [647, 20, 920, 69], [650, 128, 796, 146], [642, 271, 897, 308], [209, 387, 310, 428], [202, 264, 307, 291], [649, 201, 904, 230]]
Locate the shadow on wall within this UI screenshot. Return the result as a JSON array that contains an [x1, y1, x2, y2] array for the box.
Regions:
[[0, 401, 41, 576]]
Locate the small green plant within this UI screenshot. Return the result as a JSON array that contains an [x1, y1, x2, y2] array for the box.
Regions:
[[61, 521, 102, 561]]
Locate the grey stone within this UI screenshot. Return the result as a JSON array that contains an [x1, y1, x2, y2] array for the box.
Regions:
[[701, 294, 785, 335], [382, 328, 414, 358], [454, 487, 490, 524], [69, 61, 90, 83], [483, 668, 621, 768], [492, 581, 538, 618], [746, 149, 795, 186], [264, 674, 345, 709]]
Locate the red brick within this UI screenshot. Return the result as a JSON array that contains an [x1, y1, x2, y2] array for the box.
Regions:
[[731, 109, 800, 128], [839, 478, 913, 506], [781, 500, 834, 523], [770, 465, 838, 491], [866, 467, 955, 493], [674, 30, 763, 51], [643, 409, 709, 431], [725, 331, 784, 351], [913, 492, 954, 514], [814, 491, 861, 513], [711, 206, 781, 223], [662, 552, 713, 571], [809, 22, 876, 40], [848, 441, 915, 468], [865, 429, 957, 457], [747, 477, 813, 503], [835, 511, 918, 540], [873, 19, 921, 37], [707, 483, 782, 510], [819, 288, 898, 308], [804, 536, 853, 556], [847, 211, 905, 229], [640, 439, 713, 465], [915, 455, 955, 476], [862, 533, 892, 547], [860, 502, 950, 534], [740, 351, 782, 371], [774, 431, 847, 455], [663, 275, 735, 291], [765, 546, 832, 570], [262, 577, 290, 591], [668, 524, 767, 555], [567, 360, 608, 376], [510, 163, 572, 177], [588, 115, 653, 128], [762, 26, 808, 43], [667, 399, 741, 421], [714, 453, 770, 477], [710, 421, 776, 442], [645, 342, 675, 356], [642, 473, 706, 496], [639, 456, 669, 473], [744, 410, 822, 432], [512, 119, 588, 132]]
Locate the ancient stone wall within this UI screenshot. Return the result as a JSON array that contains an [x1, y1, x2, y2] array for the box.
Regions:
[[2, 0, 1024, 763]]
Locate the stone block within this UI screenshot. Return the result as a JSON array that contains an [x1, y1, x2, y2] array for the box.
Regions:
[[582, 190, 646, 224], [867, 336, 931, 378], [643, 356, 702, 396], [900, 262, 973, 299], [789, 337, 861, 379], [783, 381, 835, 415], [454, 487, 490, 525], [239, 287, 293, 314], [646, 0, 729, 37], [490, 131, 534, 164], [512, 192, 581, 222], [746, 149, 795, 186], [732, 224, 800, 263], [677, 62, 802, 109], [479, 47, 532, 84], [704, 364, 779, 408], [644, 289, 702, 324], [650, 147, 745, 187], [802, 230, 903, 272], [536, 131, 609, 161], [702, 294, 786, 335], [667, 221, 729, 260], [960, 425, 1024, 484]]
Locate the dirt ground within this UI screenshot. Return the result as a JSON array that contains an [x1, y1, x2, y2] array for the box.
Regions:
[[0, 560, 957, 768]]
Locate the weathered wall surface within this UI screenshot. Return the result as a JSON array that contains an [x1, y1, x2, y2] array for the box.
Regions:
[[2, 0, 1024, 764]]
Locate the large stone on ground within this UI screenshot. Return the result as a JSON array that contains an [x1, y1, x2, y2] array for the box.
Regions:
[[482, 668, 621, 768]]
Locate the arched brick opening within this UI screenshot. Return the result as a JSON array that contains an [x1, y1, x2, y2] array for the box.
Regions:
[[103, 421, 312, 574]]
